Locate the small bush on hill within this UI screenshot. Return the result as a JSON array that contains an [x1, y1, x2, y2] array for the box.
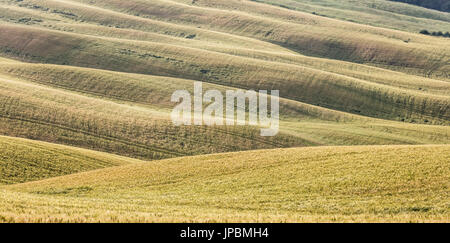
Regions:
[[420, 30, 450, 38]]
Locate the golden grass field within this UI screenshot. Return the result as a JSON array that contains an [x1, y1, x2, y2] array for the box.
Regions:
[[0, 135, 138, 184], [0, 0, 448, 223], [0, 144, 448, 222]]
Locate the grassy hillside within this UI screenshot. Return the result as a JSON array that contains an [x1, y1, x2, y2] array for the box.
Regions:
[[0, 0, 448, 223], [0, 0, 448, 159], [281, 121, 450, 146], [252, 0, 450, 32], [0, 0, 448, 127], [0, 135, 137, 185], [389, 0, 450, 13], [41, 0, 450, 75], [1, 145, 448, 222], [0, 25, 448, 124], [0, 62, 448, 158], [0, 73, 309, 160], [0, 0, 447, 151], [1, 0, 449, 78]]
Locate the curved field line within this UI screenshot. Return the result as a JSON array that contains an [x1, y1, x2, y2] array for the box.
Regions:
[[0, 114, 187, 157]]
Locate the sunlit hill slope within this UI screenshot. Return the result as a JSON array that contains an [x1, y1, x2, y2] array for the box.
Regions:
[[0, 0, 448, 223]]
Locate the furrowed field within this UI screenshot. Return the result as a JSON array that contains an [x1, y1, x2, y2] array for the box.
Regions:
[[0, 0, 448, 223]]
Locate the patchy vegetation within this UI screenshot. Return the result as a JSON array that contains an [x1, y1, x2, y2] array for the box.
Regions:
[[420, 30, 450, 38]]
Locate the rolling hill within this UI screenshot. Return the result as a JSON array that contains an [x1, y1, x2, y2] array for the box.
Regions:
[[0, 0, 448, 223], [1, 0, 449, 79], [389, 0, 450, 12], [0, 135, 137, 185], [252, 0, 450, 32], [1, 145, 449, 222]]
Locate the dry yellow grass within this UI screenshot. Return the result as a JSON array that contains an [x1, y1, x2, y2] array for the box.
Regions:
[[0, 0, 448, 151], [0, 24, 448, 124], [246, 0, 450, 32], [0, 66, 448, 160], [59, 0, 449, 77], [0, 145, 448, 222], [0, 73, 310, 160], [0, 135, 138, 185], [0, 0, 449, 124], [0, 0, 448, 223]]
